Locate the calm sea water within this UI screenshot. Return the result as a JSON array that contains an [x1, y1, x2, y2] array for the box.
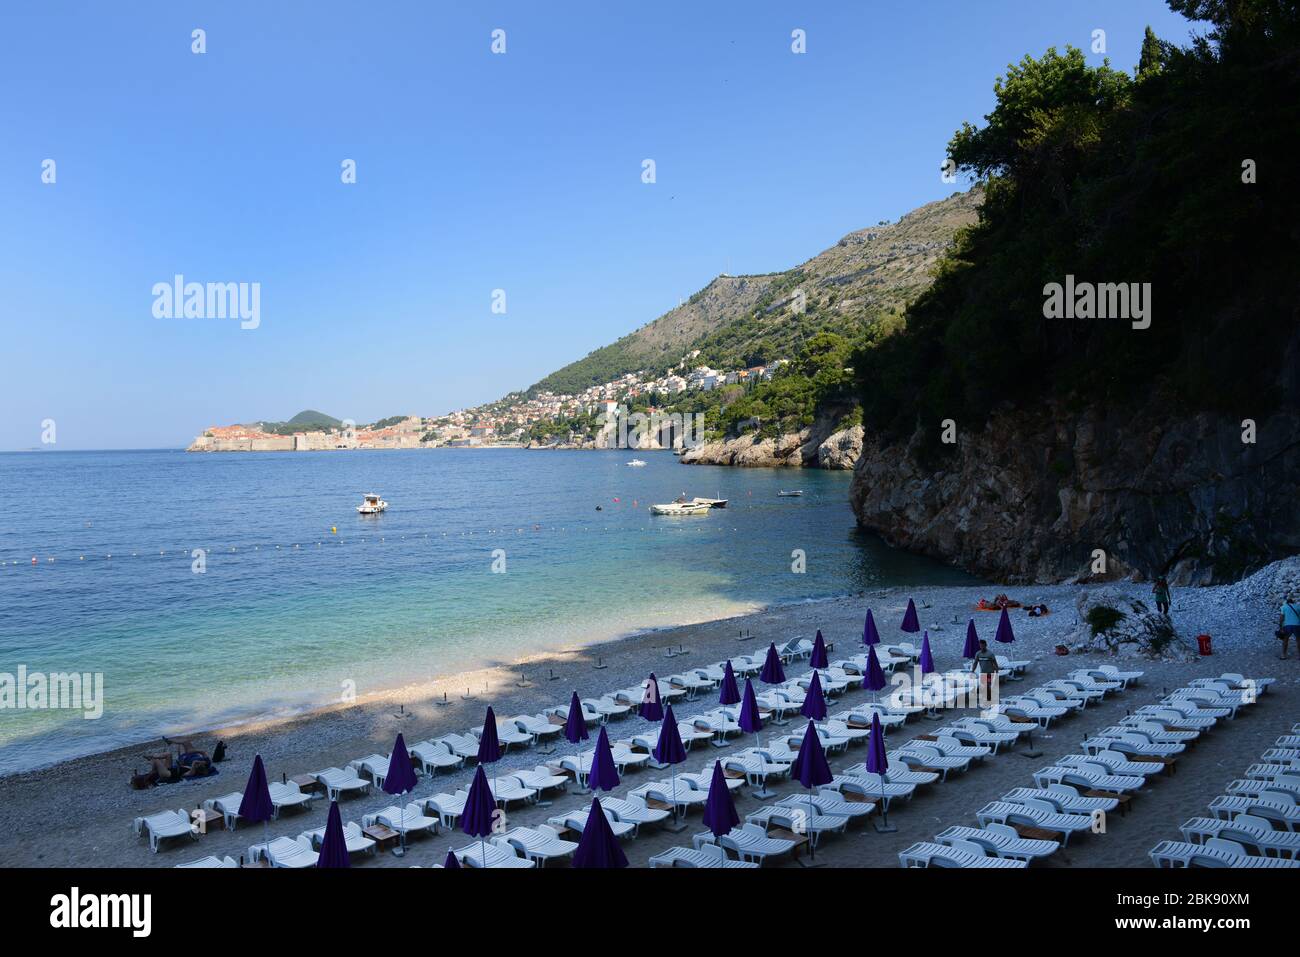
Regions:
[[0, 448, 975, 773]]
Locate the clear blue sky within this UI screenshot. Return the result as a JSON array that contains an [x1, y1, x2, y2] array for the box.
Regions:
[[0, 1, 1198, 449]]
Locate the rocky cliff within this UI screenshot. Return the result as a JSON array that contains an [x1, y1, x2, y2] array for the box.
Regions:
[[849, 397, 1300, 585], [679, 422, 863, 469]]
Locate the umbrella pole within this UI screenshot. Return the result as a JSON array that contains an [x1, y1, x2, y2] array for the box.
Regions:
[[874, 777, 897, 833], [752, 731, 772, 800]]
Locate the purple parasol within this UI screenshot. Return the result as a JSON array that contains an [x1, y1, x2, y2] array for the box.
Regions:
[[564, 692, 589, 747], [864, 644, 888, 694], [919, 631, 935, 676], [790, 719, 833, 860], [238, 754, 274, 857], [809, 630, 829, 669], [759, 643, 786, 684], [901, 598, 921, 633], [994, 607, 1016, 643], [962, 618, 980, 658], [461, 764, 497, 864], [639, 673, 665, 722], [800, 671, 828, 721], [718, 661, 741, 706], [476, 708, 502, 765], [863, 609, 881, 646], [738, 679, 763, 735], [865, 711, 894, 832], [571, 797, 628, 869], [588, 726, 621, 792], [383, 732, 418, 851], [316, 800, 350, 868], [701, 760, 740, 838], [652, 704, 687, 766], [442, 850, 461, 869]]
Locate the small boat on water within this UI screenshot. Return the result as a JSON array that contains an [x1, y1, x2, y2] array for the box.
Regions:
[[650, 501, 711, 516], [626, 459, 647, 467], [357, 493, 388, 515], [778, 490, 803, 497], [691, 497, 728, 508]]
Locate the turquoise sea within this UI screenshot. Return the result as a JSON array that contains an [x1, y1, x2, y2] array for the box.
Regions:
[[0, 448, 975, 774]]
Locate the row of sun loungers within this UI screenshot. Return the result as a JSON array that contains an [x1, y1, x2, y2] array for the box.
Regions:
[[898, 669, 1164, 867], [1152, 712, 1299, 868]]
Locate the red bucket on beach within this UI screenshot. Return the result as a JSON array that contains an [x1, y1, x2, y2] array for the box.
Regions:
[[1196, 634, 1213, 656]]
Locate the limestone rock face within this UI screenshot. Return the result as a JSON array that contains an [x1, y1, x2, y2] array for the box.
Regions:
[[848, 398, 1300, 584], [1065, 589, 1196, 660], [678, 421, 863, 470]]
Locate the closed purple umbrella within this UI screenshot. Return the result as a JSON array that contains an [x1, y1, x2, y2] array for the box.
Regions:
[[994, 607, 1016, 644], [809, 630, 829, 670], [738, 678, 771, 797], [461, 764, 497, 865], [800, 671, 828, 722], [639, 673, 664, 721], [718, 661, 741, 706], [238, 754, 274, 858], [588, 726, 621, 793], [864, 643, 888, 701], [962, 618, 980, 659], [790, 719, 833, 860], [919, 631, 935, 676], [442, 850, 461, 869], [865, 712, 895, 832], [653, 704, 688, 830], [901, 598, 921, 633], [384, 733, 419, 853], [477, 707, 502, 765], [316, 800, 350, 868], [863, 609, 881, 646], [701, 760, 739, 838], [759, 643, 786, 685], [564, 691, 589, 792], [572, 796, 628, 869]]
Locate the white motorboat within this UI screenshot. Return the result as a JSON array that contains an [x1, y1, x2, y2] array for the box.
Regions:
[[777, 490, 803, 497], [357, 493, 388, 514], [649, 501, 711, 516], [626, 459, 647, 467], [691, 497, 728, 508]]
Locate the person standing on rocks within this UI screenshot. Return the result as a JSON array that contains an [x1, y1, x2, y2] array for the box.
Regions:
[[1279, 593, 1300, 659], [1152, 577, 1172, 616]]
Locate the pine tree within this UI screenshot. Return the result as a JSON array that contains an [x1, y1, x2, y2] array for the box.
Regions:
[[1137, 26, 1164, 79]]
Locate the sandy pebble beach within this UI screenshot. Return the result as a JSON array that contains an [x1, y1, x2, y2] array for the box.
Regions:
[[1, 578, 1296, 868]]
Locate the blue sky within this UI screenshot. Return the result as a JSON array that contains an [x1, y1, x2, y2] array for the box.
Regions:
[[0, 1, 1199, 449]]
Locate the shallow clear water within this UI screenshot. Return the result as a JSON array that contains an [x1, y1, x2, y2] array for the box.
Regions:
[[0, 448, 976, 773]]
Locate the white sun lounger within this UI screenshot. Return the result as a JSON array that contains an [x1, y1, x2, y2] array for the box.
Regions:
[[487, 777, 538, 806], [1092, 664, 1143, 686], [1081, 734, 1183, 759], [1227, 776, 1300, 799], [1032, 764, 1145, 794], [423, 791, 467, 828], [409, 740, 464, 774], [1134, 706, 1217, 730], [511, 765, 569, 795], [956, 714, 1034, 739], [313, 767, 372, 801], [725, 754, 792, 789], [716, 822, 797, 863], [1002, 785, 1118, 814], [598, 795, 672, 834], [474, 721, 533, 750], [1059, 751, 1163, 777], [676, 768, 743, 792], [976, 800, 1094, 845], [301, 820, 376, 856], [935, 823, 1059, 861], [1150, 838, 1299, 868], [1209, 794, 1300, 830], [454, 841, 535, 868], [548, 807, 636, 839], [438, 732, 486, 760], [1113, 720, 1199, 744], [176, 855, 239, 868], [584, 696, 631, 720], [497, 826, 578, 865], [365, 802, 440, 838], [511, 714, 564, 742], [899, 841, 1027, 868], [1180, 815, 1300, 858], [250, 835, 317, 868], [746, 804, 849, 847], [649, 845, 758, 868], [628, 779, 710, 812], [348, 754, 396, 788], [836, 707, 907, 731], [202, 793, 248, 831], [134, 809, 196, 853], [776, 791, 875, 821], [939, 726, 1017, 753]]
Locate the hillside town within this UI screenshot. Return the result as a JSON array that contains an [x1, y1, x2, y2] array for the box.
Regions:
[[186, 353, 788, 452]]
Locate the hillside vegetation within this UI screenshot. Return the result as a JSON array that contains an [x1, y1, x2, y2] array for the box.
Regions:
[[853, 1, 1300, 461]]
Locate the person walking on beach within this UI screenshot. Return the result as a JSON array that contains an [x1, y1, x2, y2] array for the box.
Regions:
[[1153, 576, 1172, 616], [1279, 593, 1300, 659], [971, 639, 999, 700]]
